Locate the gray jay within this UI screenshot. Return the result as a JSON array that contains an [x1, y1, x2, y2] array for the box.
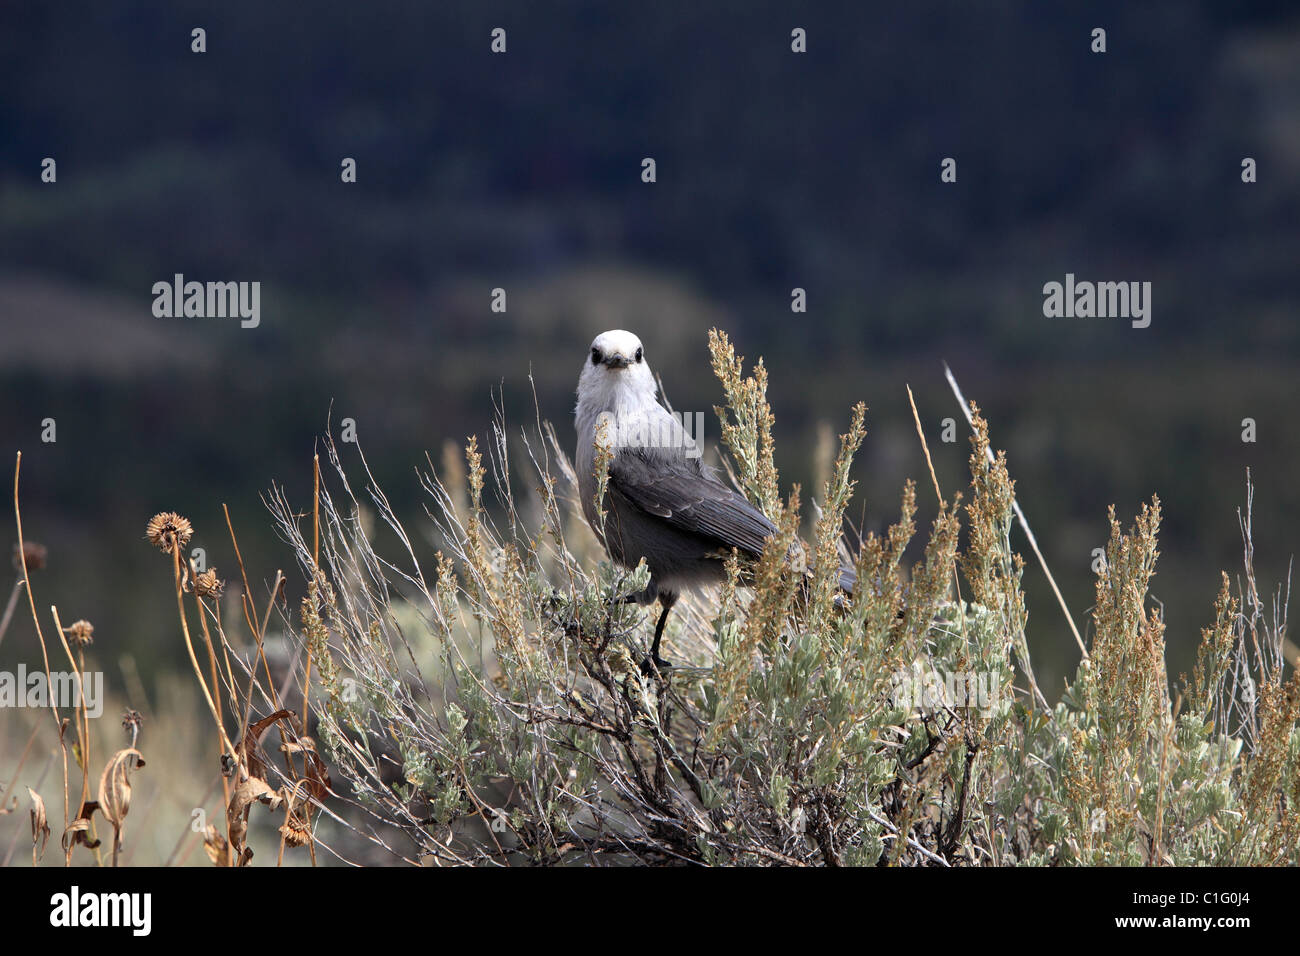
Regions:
[[575, 330, 855, 671]]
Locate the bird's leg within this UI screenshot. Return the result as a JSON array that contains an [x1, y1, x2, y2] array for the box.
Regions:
[[642, 591, 678, 675]]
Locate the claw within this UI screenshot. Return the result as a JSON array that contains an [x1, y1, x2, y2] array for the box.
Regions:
[[639, 654, 673, 678]]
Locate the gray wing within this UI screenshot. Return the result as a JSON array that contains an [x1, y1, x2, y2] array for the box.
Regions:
[[607, 449, 776, 558]]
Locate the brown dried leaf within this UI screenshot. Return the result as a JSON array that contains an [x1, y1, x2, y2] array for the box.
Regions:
[[97, 747, 144, 829], [234, 775, 283, 812], [238, 708, 296, 780], [281, 735, 331, 802], [61, 800, 103, 853], [281, 737, 315, 755], [228, 816, 248, 856], [28, 788, 50, 865], [226, 774, 283, 858], [203, 824, 230, 867]]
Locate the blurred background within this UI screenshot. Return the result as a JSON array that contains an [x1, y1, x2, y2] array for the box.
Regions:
[[1, 1, 1298, 861]]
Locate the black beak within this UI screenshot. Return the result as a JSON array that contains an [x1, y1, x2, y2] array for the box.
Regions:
[[602, 354, 631, 369]]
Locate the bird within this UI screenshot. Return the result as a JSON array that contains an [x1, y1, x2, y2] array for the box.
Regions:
[[574, 329, 855, 673]]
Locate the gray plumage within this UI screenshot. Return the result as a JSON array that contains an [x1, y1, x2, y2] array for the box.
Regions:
[[574, 330, 855, 669]]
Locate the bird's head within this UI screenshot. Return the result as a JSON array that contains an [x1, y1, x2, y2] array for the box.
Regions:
[[578, 329, 656, 399]]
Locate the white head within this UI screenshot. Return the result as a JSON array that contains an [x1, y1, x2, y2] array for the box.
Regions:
[[577, 329, 657, 409], [575, 329, 699, 473]]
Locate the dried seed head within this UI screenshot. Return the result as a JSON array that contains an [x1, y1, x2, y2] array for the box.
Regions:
[[64, 619, 94, 647], [122, 709, 143, 740], [193, 568, 225, 599], [146, 512, 193, 554], [279, 820, 312, 847], [12, 541, 47, 572]]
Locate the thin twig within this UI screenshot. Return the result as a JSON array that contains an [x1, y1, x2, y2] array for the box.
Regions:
[[942, 363, 1088, 660], [867, 808, 952, 867], [13, 453, 72, 852], [906, 385, 946, 509]]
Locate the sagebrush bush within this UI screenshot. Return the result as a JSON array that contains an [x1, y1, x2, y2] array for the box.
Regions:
[[266, 331, 1297, 866]]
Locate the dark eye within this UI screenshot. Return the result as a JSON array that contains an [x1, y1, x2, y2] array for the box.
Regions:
[[635, 347, 643, 363], [591, 347, 601, 365]]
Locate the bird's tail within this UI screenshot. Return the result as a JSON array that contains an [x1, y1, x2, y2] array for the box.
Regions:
[[837, 561, 857, 596]]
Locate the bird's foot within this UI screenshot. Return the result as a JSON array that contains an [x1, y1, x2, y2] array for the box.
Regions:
[[639, 654, 673, 678], [614, 579, 658, 607]]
